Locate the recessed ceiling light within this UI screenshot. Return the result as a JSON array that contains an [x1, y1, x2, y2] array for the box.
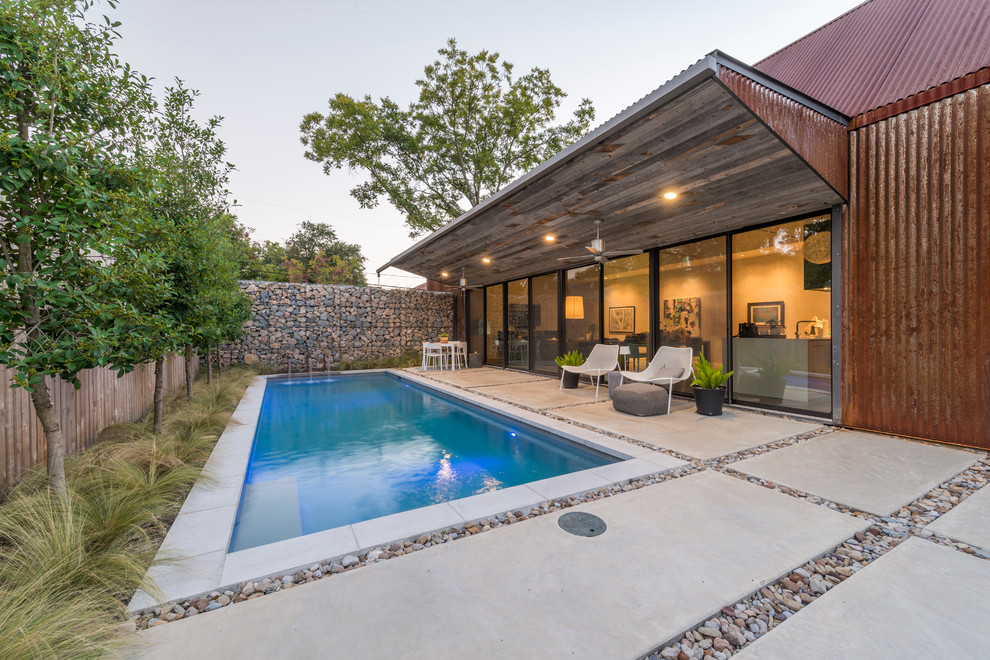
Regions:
[[545, 235, 555, 242], [440, 271, 449, 277], [482, 257, 491, 264], [663, 191, 678, 200]]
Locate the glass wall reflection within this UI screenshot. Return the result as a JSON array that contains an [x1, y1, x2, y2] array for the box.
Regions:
[[531, 273, 559, 374], [468, 289, 484, 357], [731, 216, 831, 414], [485, 284, 504, 366], [506, 278, 529, 370], [603, 253, 650, 372], [658, 237, 728, 394], [563, 264, 600, 358]]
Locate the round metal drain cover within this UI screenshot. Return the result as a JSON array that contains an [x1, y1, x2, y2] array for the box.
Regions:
[[558, 511, 606, 537]]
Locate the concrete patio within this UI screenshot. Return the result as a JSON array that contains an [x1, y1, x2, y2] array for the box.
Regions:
[[736, 537, 990, 659], [556, 400, 820, 460], [128, 472, 865, 658], [731, 430, 980, 515], [126, 367, 990, 659]]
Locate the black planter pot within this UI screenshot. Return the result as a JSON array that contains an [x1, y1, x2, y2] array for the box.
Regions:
[[693, 386, 726, 416], [561, 369, 580, 389]]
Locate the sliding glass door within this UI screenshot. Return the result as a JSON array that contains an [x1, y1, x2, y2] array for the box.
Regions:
[[657, 237, 728, 395], [485, 284, 504, 366], [563, 264, 600, 359], [506, 278, 529, 370], [531, 273, 559, 374], [604, 253, 650, 371], [730, 216, 831, 414]]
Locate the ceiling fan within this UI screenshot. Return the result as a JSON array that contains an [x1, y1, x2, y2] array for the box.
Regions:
[[557, 220, 642, 265]]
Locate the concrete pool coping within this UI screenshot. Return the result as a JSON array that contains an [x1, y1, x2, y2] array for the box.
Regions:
[[129, 369, 687, 612]]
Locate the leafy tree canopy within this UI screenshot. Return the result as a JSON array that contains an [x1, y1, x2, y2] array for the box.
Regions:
[[0, 0, 164, 493], [300, 38, 596, 237], [236, 220, 367, 286]]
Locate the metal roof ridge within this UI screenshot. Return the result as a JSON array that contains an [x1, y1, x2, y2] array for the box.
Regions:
[[712, 51, 851, 124], [377, 55, 720, 275]]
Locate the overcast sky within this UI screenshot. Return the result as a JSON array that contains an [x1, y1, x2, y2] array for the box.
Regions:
[[109, 0, 863, 287]]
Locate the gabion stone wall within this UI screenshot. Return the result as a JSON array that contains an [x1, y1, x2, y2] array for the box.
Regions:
[[220, 281, 455, 371]]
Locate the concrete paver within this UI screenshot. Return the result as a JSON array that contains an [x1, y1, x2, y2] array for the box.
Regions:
[[557, 401, 819, 459], [472, 379, 609, 409], [736, 538, 990, 659], [733, 430, 979, 515], [411, 367, 545, 388], [128, 471, 863, 659], [927, 482, 990, 549]]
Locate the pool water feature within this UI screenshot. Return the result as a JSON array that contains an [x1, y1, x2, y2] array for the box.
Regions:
[[229, 373, 617, 552]]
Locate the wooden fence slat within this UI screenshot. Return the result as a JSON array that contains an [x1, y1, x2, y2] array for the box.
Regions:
[[0, 355, 187, 490]]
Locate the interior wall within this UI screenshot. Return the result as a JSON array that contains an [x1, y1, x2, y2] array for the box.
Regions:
[[658, 260, 727, 367], [603, 275, 650, 339], [731, 252, 831, 334]]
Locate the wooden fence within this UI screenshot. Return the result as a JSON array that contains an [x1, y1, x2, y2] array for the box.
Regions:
[[0, 356, 186, 490]]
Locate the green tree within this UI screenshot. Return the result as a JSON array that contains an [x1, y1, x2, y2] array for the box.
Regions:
[[300, 38, 595, 237], [309, 253, 365, 286], [144, 81, 249, 402], [283, 258, 306, 283], [0, 0, 161, 495], [284, 220, 366, 285], [285, 220, 363, 265]]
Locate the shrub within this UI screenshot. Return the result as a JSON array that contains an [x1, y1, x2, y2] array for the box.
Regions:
[[554, 350, 585, 368], [691, 352, 733, 389]]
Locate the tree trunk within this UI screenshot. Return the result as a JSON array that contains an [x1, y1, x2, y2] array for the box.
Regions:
[[206, 345, 213, 384], [153, 357, 165, 434], [184, 343, 195, 399], [217, 348, 222, 377], [29, 379, 67, 499]]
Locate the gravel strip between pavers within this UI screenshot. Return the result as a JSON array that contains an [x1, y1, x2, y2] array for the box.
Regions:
[[640, 459, 990, 659]]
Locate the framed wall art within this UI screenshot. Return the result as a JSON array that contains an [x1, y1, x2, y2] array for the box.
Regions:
[[608, 306, 636, 334]]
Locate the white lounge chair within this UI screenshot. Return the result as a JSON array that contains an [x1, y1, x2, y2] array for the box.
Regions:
[[559, 344, 619, 399], [618, 346, 694, 414]]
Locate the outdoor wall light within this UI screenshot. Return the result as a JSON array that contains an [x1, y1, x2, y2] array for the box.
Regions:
[[441, 271, 449, 277], [545, 235, 555, 242], [663, 191, 678, 200], [482, 257, 491, 264]]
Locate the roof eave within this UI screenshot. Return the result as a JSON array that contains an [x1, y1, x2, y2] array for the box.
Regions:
[[377, 55, 721, 275]]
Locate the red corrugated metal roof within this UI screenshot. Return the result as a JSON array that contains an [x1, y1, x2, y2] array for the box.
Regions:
[[755, 0, 990, 117]]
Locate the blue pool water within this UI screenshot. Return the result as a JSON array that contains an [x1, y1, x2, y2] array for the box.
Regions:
[[228, 373, 616, 552]]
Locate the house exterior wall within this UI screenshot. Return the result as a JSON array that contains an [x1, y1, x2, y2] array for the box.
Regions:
[[220, 281, 455, 371], [844, 84, 990, 448]]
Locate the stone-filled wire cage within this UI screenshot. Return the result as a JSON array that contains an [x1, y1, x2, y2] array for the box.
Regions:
[[220, 281, 455, 372]]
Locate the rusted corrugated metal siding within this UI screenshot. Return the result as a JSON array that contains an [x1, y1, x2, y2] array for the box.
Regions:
[[719, 67, 848, 199], [844, 84, 990, 448], [0, 356, 186, 490], [756, 0, 990, 117]]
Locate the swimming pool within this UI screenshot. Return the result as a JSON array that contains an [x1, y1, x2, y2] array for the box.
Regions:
[[229, 373, 617, 552]]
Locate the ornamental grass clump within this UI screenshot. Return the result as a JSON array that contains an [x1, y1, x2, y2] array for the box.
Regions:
[[0, 366, 255, 659]]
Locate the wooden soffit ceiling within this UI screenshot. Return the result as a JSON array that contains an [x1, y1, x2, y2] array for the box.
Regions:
[[380, 58, 845, 288]]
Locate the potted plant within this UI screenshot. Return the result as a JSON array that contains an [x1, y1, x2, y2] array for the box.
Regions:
[[554, 350, 585, 389], [691, 352, 732, 416], [439, 332, 449, 344]]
